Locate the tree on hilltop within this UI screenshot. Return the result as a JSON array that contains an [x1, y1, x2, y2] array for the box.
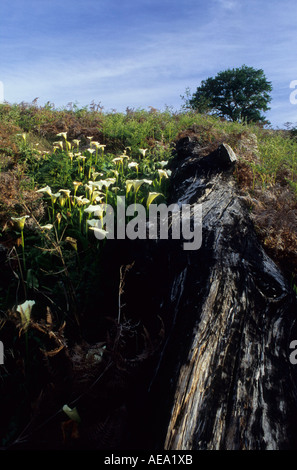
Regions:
[[188, 65, 272, 124]]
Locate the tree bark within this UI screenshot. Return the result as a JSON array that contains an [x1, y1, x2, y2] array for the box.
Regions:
[[147, 137, 297, 450]]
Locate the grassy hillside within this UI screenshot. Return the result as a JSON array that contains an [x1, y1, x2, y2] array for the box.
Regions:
[[0, 102, 296, 309], [0, 101, 296, 447]]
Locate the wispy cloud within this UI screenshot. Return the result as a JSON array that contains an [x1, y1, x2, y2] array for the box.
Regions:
[[214, 0, 238, 10], [1, 0, 297, 126]]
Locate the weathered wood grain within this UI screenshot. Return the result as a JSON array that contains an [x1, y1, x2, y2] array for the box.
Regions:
[[149, 138, 297, 450]]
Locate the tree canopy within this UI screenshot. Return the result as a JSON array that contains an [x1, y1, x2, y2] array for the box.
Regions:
[[188, 65, 273, 124]]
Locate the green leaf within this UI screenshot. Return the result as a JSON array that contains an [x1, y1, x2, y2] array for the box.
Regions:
[[26, 269, 39, 289]]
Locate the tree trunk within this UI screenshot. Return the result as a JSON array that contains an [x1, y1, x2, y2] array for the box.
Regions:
[[147, 137, 297, 450]]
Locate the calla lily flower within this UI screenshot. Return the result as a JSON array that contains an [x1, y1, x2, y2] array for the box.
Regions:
[[87, 219, 100, 227], [65, 141, 72, 151], [57, 141, 64, 150], [40, 224, 54, 230], [59, 196, 67, 207], [89, 226, 109, 239], [36, 185, 52, 196], [158, 161, 168, 168], [146, 192, 163, 208], [87, 181, 99, 189], [74, 196, 90, 206], [56, 132, 67, 140], [94, 195, 105, 203], [11, 215, 30, 230], [51, 192, 61, 203], [62, 405, 81, 423], [16, 132, 27, 143], [84, 205, 105, 217], [87, 183, 105, 197], [128, 162, 139, 169], [16, 300, 35, 330], [91, 171, 103, 180], [59, 189, 71, 197], [126, 179, 144, 193], [91, 179, 116, 190], [112, 157, 124, 164], [91, 141, 101, 148], [85, 183, 94, 193], [139, 148, 148, 157], [126, 179, 152, 194], [157, 169, 169, 179], [73, 181, 82, 195], [90, 189, 105, 201], [65, 236, 78, 251]]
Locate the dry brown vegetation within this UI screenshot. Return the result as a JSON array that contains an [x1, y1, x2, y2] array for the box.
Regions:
[[175, 123, 297, 279], [0, 168, 44, 229]]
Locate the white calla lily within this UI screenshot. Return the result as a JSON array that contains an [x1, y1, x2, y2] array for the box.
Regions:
[[36, 185, 52, 196], [62, 405, 81, 423], [74, 196, 90, 206], [11, 215, 30, 230], [89, 226, 109, 240], [158, 161, 168, 168], [157, 169, 169, 179], [59, 189, 71, 197], [56, 132, 67, 140], [139, 148, 148, 157], [16, 300, 35, 330], [40, 224, 54, 230], [128, 162, 139, 169], [84, 204, 105, 217]]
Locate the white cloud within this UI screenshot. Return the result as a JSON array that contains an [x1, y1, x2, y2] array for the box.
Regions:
[[2, 0, 297, 126]]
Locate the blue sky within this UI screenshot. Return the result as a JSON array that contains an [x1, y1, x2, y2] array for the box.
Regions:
[[1, 0, 297, 128]]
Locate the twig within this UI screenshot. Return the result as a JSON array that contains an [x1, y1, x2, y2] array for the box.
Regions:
[[118, 262, 135, 324]]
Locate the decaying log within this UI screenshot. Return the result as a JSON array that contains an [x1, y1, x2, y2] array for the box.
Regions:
[[146, 137, 297, 450]]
